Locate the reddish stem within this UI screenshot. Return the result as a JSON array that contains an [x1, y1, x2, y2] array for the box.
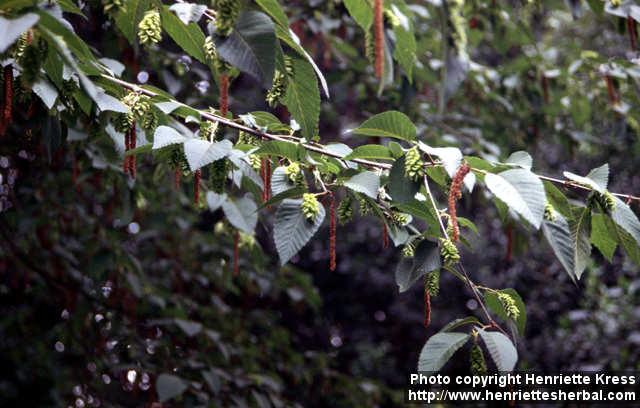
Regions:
[[424, 289, 431, 328], [219, 74, 229, 116], [329, 193, 336, 271], [194, 169, 201, 205], [382, 222, 389, 249], [1, 65, 14, 136]]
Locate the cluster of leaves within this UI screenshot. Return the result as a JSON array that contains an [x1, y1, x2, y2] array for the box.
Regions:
[[1, 0, 640, 388]]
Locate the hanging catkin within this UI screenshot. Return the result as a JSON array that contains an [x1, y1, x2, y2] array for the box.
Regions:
[[1, 65, 14, 136], [447, 163, 471, 242], [129, 123, 136, 178], [233, 230, 240, 276], [194, 169, 201, 205], [423, 287, 431, 328], [174, 169, 181, 190], [329, 193, 336, 271], [604, 75, 618, 105], [219, 74, 229, 116], [373, 0, 384, 79], [628, 16, 638, 50], [382, 222, 389, 249]]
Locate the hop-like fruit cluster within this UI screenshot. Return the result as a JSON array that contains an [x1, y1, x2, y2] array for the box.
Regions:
[[115, 92, 152, 133], [601, 191, 616, 212], [16, 34, 48, 86], [497, 292, 520, 320], [199, 120, 216, 141], [248, 154, 262, 171], [358, 196, 372, 216], [209, 159, 228, 193], [138, 10, 162, 46], [544, 202, 556, 221], [404, 147, 425, 181], [338, 199, 353, 225], [237, 130, 260, 146], [285, 162, 304, 185], [390, 211, 409, 226], [440, 238, 460, 266], [402, 242, 415, 258], [170, 147, 190, 173], [266, 70, 287, 107], [448, 0, 468, 57], [470, 343, 487, 376], [204, 36, 218, 62], [212, 0, 240, 36], [425, 269, 440, 296], [364, 29, 375, 66], [301, 193, 321, 221]]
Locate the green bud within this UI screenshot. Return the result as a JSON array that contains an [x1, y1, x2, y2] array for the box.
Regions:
[[266, 70, 287, 107], [543, 202, 556, 222]]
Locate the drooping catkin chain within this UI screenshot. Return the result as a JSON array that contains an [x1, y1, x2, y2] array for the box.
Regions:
[[219, 74, 229, 116], [1, 65, 14, 136], [447, 163, 471, 242], [99, 74, 640, 203], [329, 193, 336, 271], [373, 0, 384, 79]]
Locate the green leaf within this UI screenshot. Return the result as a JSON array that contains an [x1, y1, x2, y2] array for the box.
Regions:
[[343, 0, 373, 30], [168, 3, 208, 25], [591, 213, 617, 262], [274, 199, 326, 265], [542, 212, 577, 280], [259, 186, 306, 209], [387, 155, 420, 203], [609, 196, 640, 247], [484, 289, 526, 336], [390, 2, 416, 80], [544, 181, 571, 219], [396, 199, 438, 226], [563, 163, 609, 193], [343, 145, 393, 161], [216, 11, 277, 87], [152, 126, 188, 149], [160, 6, 206, 64], [32, 78, 58, 109], [441, 317, 481, 333], [350, 111, 417, 142], [156, 374, 188, 403], [183, 139, 233, 171], [417, 332, 470, 372], [505, 151, 533, 170], [484, 169, 546, 229], [270, 166, 294, 196], [343, 171, 380, 199], [569, 206, 592, 280], [254, 141, 302, 162], [222, 195, 258, 234], [36, 10, 96, 64], [283, 58, 320, 140], [114, 0, 151, 45], [477, 329, 518, 372], [254, 0, 289, 28], [0, 13, 39, 53], [395, 240, 441, 293]]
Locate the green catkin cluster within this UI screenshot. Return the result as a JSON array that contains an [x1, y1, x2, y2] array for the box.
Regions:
[[357, 196, 372, 215], [266, 70, 287, 107], [199, 121, 216, 141], [383, 9, 400, 27], [138, 10, 162, 46], [497, 292, 520, 320], [284, 162, 304, 185], [544, 202, 557, 221], [338, 199, 353, 225], [390, 211, 409, 226], [211, 0, 241, 36], [364, 29, 375, 66], [204, 36, 217, 62], [248, 154, 262, 171], [301, 193, 321, 221], [114, 92, 152, 133], [425, 269, 440, 296], [440, 238, 460, 266], [402, 242, 415, 258], [470, 343, 487, 375], [16, 35, 48, 86], [103, 0, 124, 14], [209, 159, 228, 193], [448, 0, 468, 58], [404, 147, 425, 181], [237, 130, 260, 146], [601, 191, 616, 212], [170, 148, 190, 173]]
